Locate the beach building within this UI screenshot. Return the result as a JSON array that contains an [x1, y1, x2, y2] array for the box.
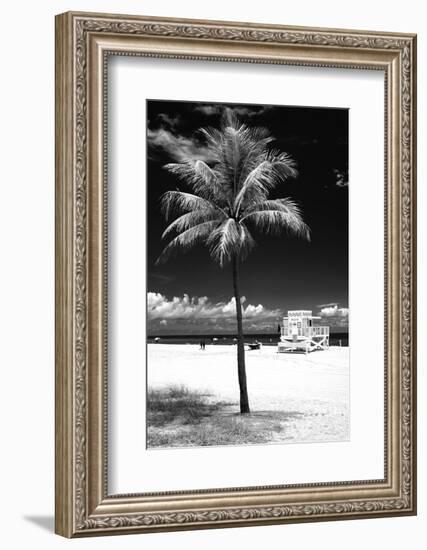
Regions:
[[278, 310, 329, 353]]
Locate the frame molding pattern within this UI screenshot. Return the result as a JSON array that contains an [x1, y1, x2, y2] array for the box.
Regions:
[[56, 12, 416, 537]]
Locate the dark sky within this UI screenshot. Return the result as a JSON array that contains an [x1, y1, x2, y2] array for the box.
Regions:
[[146, 99, 348, 334]]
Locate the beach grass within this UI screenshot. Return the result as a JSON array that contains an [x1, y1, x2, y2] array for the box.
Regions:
[[147, 385, 301, 448]]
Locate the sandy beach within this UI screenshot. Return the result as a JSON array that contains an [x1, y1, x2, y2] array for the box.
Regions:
[[147, 344, 349, 447]]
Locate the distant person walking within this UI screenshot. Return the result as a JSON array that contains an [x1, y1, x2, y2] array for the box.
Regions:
[[199, 339, 206, 350]]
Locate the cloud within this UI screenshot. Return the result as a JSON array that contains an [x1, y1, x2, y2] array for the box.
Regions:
[[233, 105, 274, 118], [317, 302, 339, 308], [147, 127, 213, 162], [318, 303, 349, 329], [147, 292, 282, 332], [156, 112, 181, 130], [333, 168, 348, 187], [319, 305, 348, 317], [194, 104, 274, 119], [193, 105, 221, 116], [148, 104, 277, 163]]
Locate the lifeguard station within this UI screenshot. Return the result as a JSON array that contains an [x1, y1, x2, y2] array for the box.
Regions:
[[278, 310, 329, 353]]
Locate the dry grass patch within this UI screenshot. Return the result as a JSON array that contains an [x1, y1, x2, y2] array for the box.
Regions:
[[147, 386, 302, 448]]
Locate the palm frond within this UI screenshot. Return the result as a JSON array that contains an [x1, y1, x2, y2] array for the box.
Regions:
[[233, 160, 271, 208], [222, 126, 243, 193], [163, 160, 209, 184], [242, 198, 301, 217], [235, 131, 274, 186], [266, 150, 298, 190], [221, 107, 241, 130], [207, 219, 256, 267], [161, 209, 225, 239], [198, 126, 223, 154], [163, 161, 229, 205], [160, 191, 223, 221], [242, 204, 310, 241], [236, 221, 257, 261], [156, 220, 219, 264], [234, 152, 298, 213], [200, 114, 272, 199], [207, 219, 238, 267]]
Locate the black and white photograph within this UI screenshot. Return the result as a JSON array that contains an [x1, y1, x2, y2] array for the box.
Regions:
[[146, 99, 349, 449], [0, 0, 419, 545]]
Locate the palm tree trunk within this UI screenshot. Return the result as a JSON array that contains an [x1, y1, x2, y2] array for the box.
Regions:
[[232, 257, 250, 413]]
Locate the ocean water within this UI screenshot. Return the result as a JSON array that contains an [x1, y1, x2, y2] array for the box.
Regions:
[[147, 333, 349, 347]]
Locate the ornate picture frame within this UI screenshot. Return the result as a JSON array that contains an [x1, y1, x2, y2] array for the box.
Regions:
[[55, 11, 417, 537]]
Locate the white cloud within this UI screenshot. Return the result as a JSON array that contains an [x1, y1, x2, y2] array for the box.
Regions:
[[319, 305, 349, 318], [193, 104, 274, 119], [318, 304, 349, 328], [157, 113, 181, 129], [233, 105, 274, 118], [193, 105, 221, 116], [147, 127, 213, 162], [317, 302, 338, 308], [147, 292, 281, 322], [333, 168, 348, 187]]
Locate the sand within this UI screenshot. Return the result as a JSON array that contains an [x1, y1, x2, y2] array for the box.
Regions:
[[148, 344, 349, 443]]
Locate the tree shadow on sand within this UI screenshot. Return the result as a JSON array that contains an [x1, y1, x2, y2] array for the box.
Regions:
[[147, 386, 305, 448]]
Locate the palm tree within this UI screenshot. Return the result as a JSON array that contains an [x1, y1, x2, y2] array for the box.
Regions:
[[156, 108, 310, 413]]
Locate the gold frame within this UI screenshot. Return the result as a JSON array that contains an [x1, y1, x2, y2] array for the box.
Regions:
[[55, 11, 417, 537]]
